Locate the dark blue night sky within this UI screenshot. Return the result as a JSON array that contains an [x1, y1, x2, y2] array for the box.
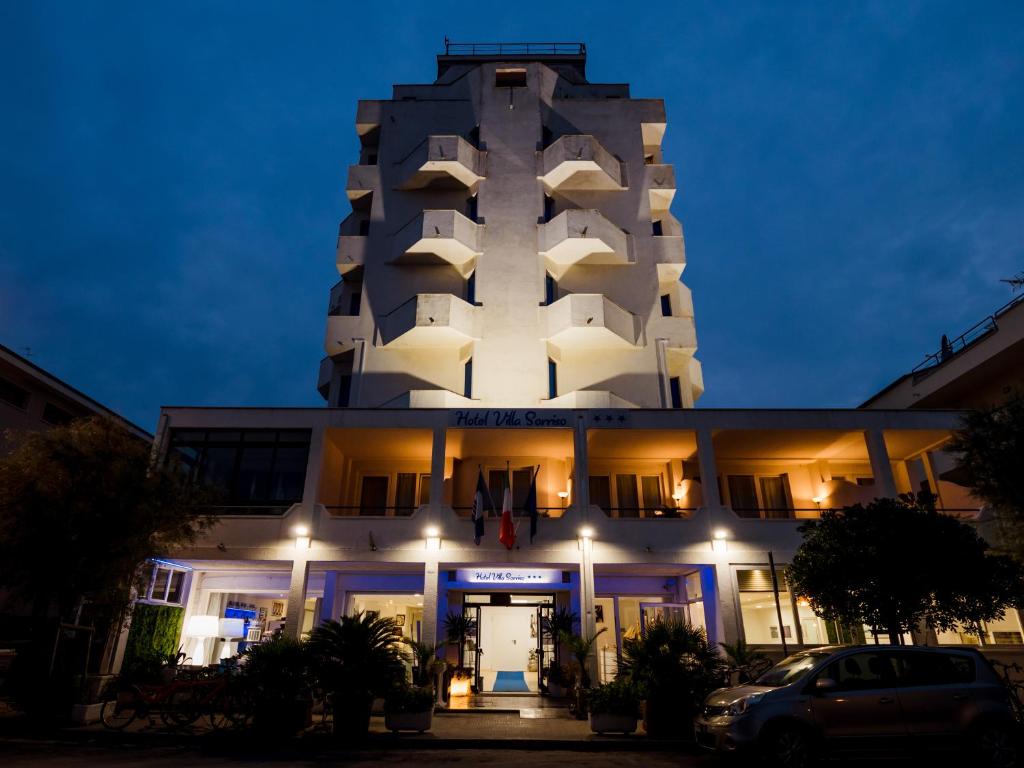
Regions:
[[2, 1, 1022, 430]]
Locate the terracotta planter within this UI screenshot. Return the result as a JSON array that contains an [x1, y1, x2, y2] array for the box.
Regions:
[[384, 708, 432, 733], [589, 712, 638, 735]]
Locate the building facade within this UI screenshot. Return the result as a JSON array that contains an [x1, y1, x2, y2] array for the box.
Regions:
[[150, 45, 1017, 691]]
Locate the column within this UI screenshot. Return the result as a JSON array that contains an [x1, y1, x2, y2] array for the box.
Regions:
[[429, 425, 447, 510], [578, 534, 598, 682], [864, 429, 898, 499], [283, 556, 311, 639], [421, 560, 441, 649], [707, 563, 740, 647], [318, 570, 340, 625], [572, 413, 590, 517], [695, 428, 721, 507]]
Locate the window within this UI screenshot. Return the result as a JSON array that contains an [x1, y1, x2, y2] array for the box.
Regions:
[[167, 429, 312, 511], [589, 475, 611, 512], [0, 376, 29, 410], [615, 474, 640, 517], [737, 568, 796, 644], [641, 476, 663, 515], [544, 274, 557, 306], [728, 475, 759, 517], [359, 476, 389, 516], [41, 402, 73, 425], [760, 476, 792, 519], [897, 651, 975, 687], [348, 291, 361, 316], [465, 271, 476, 305], [669, 377, 683, 409], [487, 468, 532, 512], [543, 195, 555, 222], [541, 126, 554, 149], [548, 359, 557, 399], [652, 220, 663, 236], [144, 563, 187, 605], [495, 68, 527, 87], [418, 474, 431, 506], [336, 375, 352, 408], [824, 651, 897, 691], [660, 294, 672, 317], [395, 473, 418, 516], [936, 612, 1024, 646], [358, 219, 371, 236], [464, 358, 473, 398]]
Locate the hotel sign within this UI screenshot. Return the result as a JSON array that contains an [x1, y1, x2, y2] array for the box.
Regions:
[[450, 409, 573, 428], [457, 568, 563, 585]]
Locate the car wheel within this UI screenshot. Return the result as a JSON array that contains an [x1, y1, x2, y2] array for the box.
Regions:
[[976, 723, 1019, 768], [762, 725, 814, 768]]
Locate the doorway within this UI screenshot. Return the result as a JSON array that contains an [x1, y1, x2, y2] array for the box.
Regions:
[[461, 593, 554, 693]]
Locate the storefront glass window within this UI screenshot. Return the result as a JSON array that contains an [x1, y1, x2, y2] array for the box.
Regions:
[[348, 593, 425, 642], [936, 611, 1024, 646], [594, 597, 617, 683], [737, 568, 797, 645]]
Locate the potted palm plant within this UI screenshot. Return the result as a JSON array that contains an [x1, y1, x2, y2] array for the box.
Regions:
[[383, 684, 434, 732], [307, 612, 407, 739], [617, 619, 726, 739], [239, 636, 313, 737], [587, 680, 641, 735], [442, 611, 477, 695], [543, 662, 571, 698], [560, 627, 606, 718]]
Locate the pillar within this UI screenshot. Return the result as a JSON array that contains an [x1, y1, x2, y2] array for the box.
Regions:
[[578, 534, 598, 682], [708, 563, 739, 647], [695, 428, 721, 507], [572, 413, 590, 517], [864, 429, 898, 499], [421, 560, 441, 649], [283, 556, 311, 639], [429, 425, 447, 510]]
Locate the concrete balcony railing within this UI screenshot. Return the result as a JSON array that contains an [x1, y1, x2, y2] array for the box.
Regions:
[[316, 356, 333, 399], [659, 281, 694, 318], [380, 388, 476, 408], [646, 164, 676, 215], [653, 236, 686, 283], [653, 316, 698, 354], [538, 209, 633, 272], [355, 100, 383, 137], [395, 135, 485, 190], [335, 235, 367, 276], [542, 294, 640, 350], [345, 164, 378, 202], [324, 315, 362, 356], [378, 294, 481, 348], [539, 135, 624, 191], [391, 210, 483, 276]]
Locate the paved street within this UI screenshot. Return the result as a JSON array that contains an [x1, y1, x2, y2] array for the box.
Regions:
[[0, 743, 709, 767]]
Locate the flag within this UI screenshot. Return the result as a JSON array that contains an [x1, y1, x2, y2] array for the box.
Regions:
[[525, 465, 539, 543], [471, 466, 492, 546], [499, 467, 516, 550]]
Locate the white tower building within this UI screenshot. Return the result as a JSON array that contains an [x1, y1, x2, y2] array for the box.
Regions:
[[319, 43, 702, 410]]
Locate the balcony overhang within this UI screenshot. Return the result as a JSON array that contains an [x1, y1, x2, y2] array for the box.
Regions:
[[379, 294, 481, 348], [543, 390, 639, 409], [655, 318, 698, 355], [646, 164, 676, 216], [654, 236, 686, 283], [539, 209, 632, 278], [543, 293, 640, 350], [324, 315, 362, 356], [539, 135, 624, 192], [336, 235, 367, 276], [381, 388, 477, 408], [392, 210, 482, 276], [396, 135, 485, 191], [345, 165, 377, 201]]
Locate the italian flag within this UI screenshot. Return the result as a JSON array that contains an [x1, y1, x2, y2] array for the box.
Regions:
[[499, 478, 515, 550]]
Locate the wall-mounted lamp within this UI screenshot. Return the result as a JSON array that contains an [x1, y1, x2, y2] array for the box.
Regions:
[[424, 525, 441, 551], [712, 527, 729, 553], [579, 526, 594, 540], [293, 524, 311, 550]]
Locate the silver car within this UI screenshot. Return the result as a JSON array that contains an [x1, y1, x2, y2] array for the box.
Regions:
[[694, 645, 1020, 768]]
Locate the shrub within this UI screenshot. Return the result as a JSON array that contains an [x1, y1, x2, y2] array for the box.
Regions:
[[384, 684, 434, 714], [587, 680, 640, 717]]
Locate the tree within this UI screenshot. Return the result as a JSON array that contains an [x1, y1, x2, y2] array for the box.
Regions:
[[947, 394, 1024, 557], [787, 493, 1024, 644], [0, 417, 216, 665]]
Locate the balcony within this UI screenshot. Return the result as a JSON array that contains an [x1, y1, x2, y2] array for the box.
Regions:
[[646, 164, 676, 216], [391, 210, 483, 276], [538, 209, 633, 274], [380, 389, 476, 408], [355, 100, 383, 138], [539, 135, 624, 191], [659, 281, 694, 318], [543, 390, 638, 408], [542, 294, 640, 350], [336, 235, 366, 275], [655, 316, 698, 354], [378, 294, 481, 348], [396, 135, 485, 190], [345, 165, 378, 202], [653, 236, 686, 283], [317, 356, 333, 399], [324, 315, 362, 356]]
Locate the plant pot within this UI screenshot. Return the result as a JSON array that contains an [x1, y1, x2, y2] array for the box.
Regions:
[[332, 694, 373, 738], [253, 699, 312, 737], [384, 708, 432, 733], [70, 702, 104, 725], [589, 712, 638, 735]]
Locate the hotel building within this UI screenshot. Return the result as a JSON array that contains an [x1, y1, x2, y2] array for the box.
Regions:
[[146, 43, 1016, 691]]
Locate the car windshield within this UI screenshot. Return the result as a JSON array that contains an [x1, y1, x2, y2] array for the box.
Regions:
[[755, 652, 832, 688]]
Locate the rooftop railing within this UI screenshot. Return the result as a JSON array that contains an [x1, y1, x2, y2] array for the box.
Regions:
[[443, 39, 586, 57], [911, 293, 1024, 381]]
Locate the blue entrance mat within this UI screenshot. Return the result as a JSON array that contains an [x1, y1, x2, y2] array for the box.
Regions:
[[492, 670, 531, 692]]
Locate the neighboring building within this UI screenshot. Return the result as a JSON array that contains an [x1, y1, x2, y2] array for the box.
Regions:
[[150, 44, 1014, 691], [0, 342, 150, 447], [862, 293, 1024, 410]]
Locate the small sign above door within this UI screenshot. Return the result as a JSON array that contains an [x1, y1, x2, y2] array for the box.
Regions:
[[457, 568, 563, 585]]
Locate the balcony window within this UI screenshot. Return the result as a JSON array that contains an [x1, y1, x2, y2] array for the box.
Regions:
[[0, 376, 29, 410], [359, 476, 389, 516], [168, 429, 311, 513], [143, 563, 187, 605], [652, 220, 663, 236], [544, 274, 558, 306], [495, 68, 527, 88], [395, 473, 418, 516], [669, 377, 683, 409], [548, 359, 558, 399], [589, 475, 611, 512], [464, 358, 473, 398], [660, 294, 672, 317], [615, 474, 640, 518], [41, 402, 73, 426], [726, 474, 793, 519]]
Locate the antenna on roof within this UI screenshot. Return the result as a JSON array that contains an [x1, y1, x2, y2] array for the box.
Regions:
[[1000, 272, 1024, 292]]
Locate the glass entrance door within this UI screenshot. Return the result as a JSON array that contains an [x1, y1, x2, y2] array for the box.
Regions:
[[536, 603, 554, 691]]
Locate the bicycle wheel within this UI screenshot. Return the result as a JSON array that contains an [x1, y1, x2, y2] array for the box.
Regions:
[[164, 687, 201, 728], [210, 687, 251, 730], [101, 687, 142, 730]]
